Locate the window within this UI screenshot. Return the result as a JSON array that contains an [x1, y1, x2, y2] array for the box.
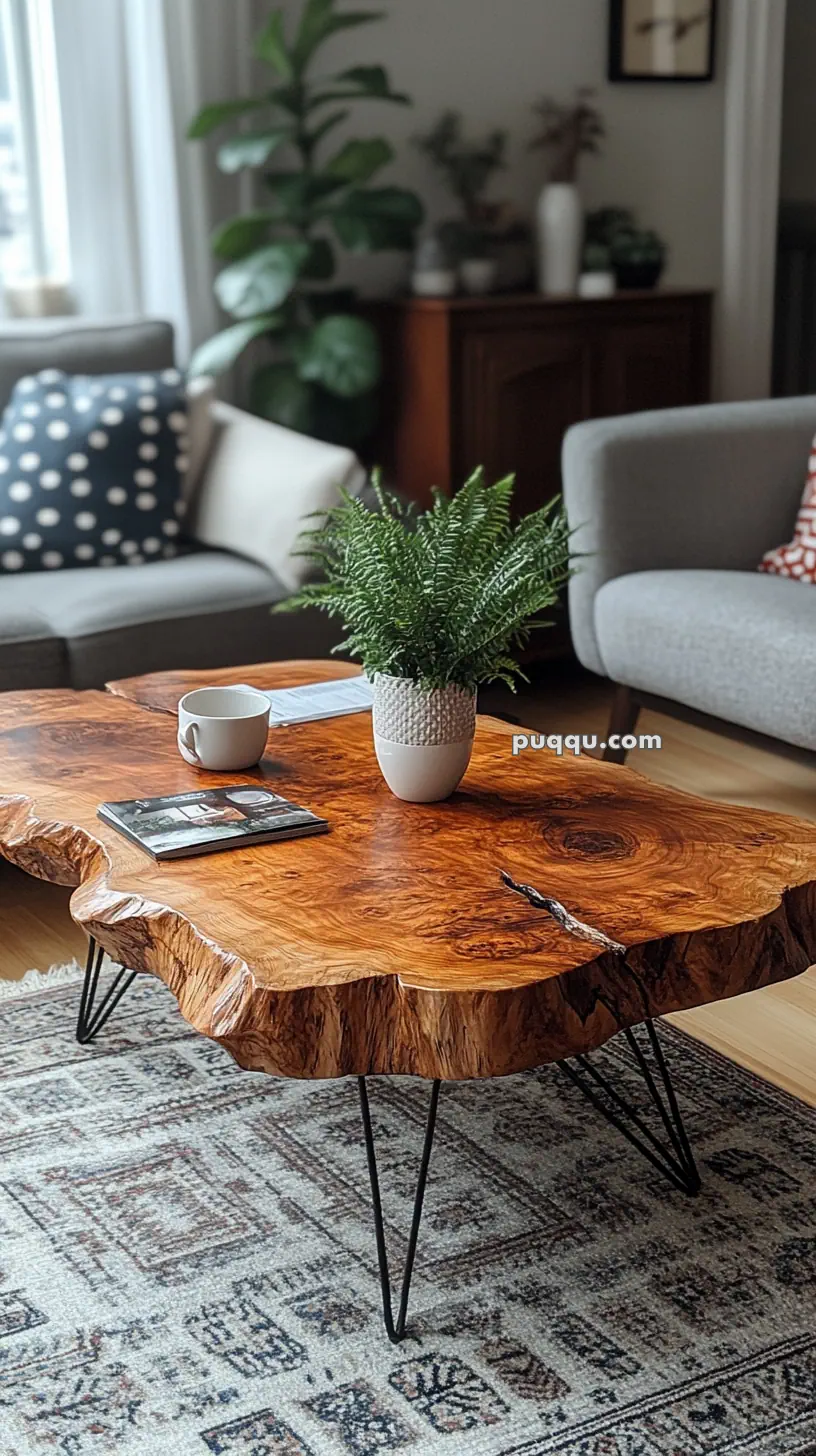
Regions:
[[0, 0, 69, 288]]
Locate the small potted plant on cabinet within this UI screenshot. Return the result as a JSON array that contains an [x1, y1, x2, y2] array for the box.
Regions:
[[414, 111, 507, 294], [610, 227, 667, 290], [278, 469, 571, 801], [584, 208, 667, 290], [578, 242, 616, 298]]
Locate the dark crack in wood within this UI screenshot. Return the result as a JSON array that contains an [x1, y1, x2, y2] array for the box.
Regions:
[[500, 870, 627, 956]]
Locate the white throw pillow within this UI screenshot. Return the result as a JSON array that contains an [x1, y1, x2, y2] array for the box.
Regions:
[[189, 401, 367, 592], [182, 376, 217, 505]]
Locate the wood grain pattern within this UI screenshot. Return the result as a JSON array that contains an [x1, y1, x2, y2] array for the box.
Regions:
[[107, 659, 363, 716], [1, 660, 815, 1082]]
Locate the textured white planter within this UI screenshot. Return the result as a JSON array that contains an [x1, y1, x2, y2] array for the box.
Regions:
[[372, 674, 476, 803], [536, 181, 582, 296]]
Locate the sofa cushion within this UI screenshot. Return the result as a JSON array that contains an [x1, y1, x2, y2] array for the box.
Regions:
[[0, 318, 174, 414], [66, 597, 343, 690], [0, 550, 342, 689], [2, 549, 283, 638], [0, 594, 68, 689], [0, 368, 193, 574], [183, 377, 217, 506], [594, 569, 816, 751], [759, 431, 816, 583], [190, 402, 366, 594]]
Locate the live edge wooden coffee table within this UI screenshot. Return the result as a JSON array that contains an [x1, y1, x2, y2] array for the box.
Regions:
[[2, 661, 816, 1344]]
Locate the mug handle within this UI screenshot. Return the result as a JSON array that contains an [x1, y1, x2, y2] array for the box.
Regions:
[[178, 721, 201, 764]]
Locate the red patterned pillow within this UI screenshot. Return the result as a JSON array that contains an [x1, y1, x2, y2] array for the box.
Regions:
[[758, 435, 816, 582]]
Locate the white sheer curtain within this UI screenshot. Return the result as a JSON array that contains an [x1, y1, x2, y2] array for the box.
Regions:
[[51, 0, 255, 362], [720, 0, 788, 399]]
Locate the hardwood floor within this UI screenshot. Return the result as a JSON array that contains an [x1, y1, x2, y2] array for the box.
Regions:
[[1, 861, 87, 980], [2, 666, 815, 1104]]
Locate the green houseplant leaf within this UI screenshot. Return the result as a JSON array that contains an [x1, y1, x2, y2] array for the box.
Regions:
[[337, 64, 404, 95], [187, 97, 265, 139], [250, 363, 316, 432], [254, 10, 294, 77], [291, 0, 384, 72], [217, 128, 291, 173], [324, 137, 393, 183], [264, 171, 347, 217], [309, 64, 410, 107], [300, 238, 336, 279], [310, 386, 378, 445], [189, 315, 284, 377], [304, 108, 351, 152], [296, 314, 381, 397], [211, 212, 276, 260], [335, 64, 409, 103], [214, 241, 311, 318], [330, 187, 424, 250]]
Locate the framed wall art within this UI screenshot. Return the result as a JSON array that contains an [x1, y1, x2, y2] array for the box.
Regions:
[[609, 0, 717, 83]]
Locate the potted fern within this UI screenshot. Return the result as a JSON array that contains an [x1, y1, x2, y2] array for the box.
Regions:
[[279, 469, 571, 801]]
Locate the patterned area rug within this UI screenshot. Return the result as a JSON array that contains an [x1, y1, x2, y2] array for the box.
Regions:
[[1, 970, 815, 1456]]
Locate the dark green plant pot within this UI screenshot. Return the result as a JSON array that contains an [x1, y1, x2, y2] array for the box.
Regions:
[[613, 261, 664, 290]]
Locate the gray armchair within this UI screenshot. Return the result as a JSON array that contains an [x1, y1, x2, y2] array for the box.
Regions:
[[563, 397, 816, 758]]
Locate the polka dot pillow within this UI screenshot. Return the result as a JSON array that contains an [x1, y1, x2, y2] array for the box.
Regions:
[[0, 367, 190, 573], [758, 433, 816, 584]]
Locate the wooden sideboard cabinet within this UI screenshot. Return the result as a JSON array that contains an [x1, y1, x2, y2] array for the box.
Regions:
[[369, 289, 713, 513]]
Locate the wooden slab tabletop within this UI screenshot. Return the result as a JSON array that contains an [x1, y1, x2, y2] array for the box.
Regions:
[[0, 659, 814, 1081]]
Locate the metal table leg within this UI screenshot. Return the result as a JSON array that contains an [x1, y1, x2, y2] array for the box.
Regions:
[[76, 936, 138, 1045]]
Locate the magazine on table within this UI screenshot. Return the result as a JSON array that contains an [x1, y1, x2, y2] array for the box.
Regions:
[[98, 786, 328, 861]]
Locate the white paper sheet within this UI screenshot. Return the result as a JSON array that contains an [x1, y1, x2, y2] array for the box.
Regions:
[[236, 676, 373, 727]]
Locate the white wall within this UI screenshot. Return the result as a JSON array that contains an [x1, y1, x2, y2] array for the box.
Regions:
[[268, 0, 727, 295], [779, 0, 816, 202]]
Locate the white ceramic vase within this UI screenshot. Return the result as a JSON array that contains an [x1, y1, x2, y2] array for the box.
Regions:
[[536, 181, 582, 296], [372, 674, 476, 803]]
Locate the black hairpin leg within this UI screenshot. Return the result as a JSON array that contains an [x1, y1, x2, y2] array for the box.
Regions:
[[357, 1076, 441, 1345], [76, 936, 138, 1045], [557, 1018, 701, 1196]]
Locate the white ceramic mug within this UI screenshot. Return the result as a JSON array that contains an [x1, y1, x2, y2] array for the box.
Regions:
[[177, 687, 270, 771]]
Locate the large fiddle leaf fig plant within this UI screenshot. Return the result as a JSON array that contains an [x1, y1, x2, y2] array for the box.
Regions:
[[188, 0, 423, 445]]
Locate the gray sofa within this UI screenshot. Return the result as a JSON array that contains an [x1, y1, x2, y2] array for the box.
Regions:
[[563, 397, 816, 757], [0, 318, 344, 692]]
